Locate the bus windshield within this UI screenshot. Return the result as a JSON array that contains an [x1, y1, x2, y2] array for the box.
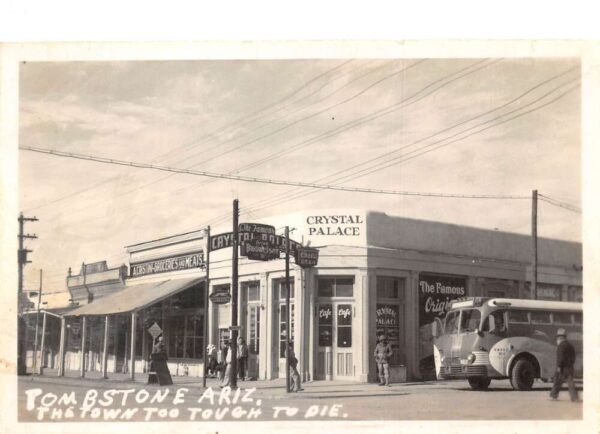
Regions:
[[443, 309, 482, 334], [459, 309, 481, 333]]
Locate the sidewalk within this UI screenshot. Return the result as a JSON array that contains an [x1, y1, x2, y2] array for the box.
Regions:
[[21, 369, 441, 400]]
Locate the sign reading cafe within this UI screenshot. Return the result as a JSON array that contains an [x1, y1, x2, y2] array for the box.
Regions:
[[130, 252, 204, 277]]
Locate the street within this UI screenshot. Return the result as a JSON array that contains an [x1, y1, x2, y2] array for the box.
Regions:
[[18, 374, 582, 422]]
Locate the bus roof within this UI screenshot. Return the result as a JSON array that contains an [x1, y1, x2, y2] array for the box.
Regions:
[[449, 297, 582, 311]]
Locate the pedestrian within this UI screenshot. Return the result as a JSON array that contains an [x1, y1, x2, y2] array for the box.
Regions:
[[206, 343, 218, 377], [374, 334, 393, 386], [220, 340, 233, 388], [147, 335, 173, 386], [285, 341, 303, 392], [550, 328, 579, 402], [217, 340, 229, 381], [237, 337, 249, 380]]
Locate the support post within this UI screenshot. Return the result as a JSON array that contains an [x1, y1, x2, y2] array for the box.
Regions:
[[39, 311, 47, 375], [202, 226, 211, 388], [285, 226, 291, 393], [58, 317, 66, 376], [532, 189, 538, 300], [80, 316, 87, 377], [230, 200, 239, 389], [102, 315, 109, 379], [130, 311, 137, 381]]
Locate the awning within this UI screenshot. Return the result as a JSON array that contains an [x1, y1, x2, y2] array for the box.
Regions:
[[65, 277, 203, 317]]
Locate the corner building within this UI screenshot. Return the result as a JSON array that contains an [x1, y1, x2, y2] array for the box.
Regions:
[[61, 209, 582, 383]]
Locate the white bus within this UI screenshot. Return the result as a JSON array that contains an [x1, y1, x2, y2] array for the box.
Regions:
[[432, 297, 582, 390]]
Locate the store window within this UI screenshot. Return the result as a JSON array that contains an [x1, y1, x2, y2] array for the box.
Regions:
[[166, 282, 206, 359], [242, 281, 260, 302], [318, 277, 354, 297], [337, 304, 352, 347], [536, 285, 561, 301], [248, 305, 260, 354], [376, 277, 405, 299]]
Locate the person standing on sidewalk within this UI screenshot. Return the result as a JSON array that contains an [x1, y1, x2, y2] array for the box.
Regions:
[[237, 337, 249, 380], [374, 334, 393, 386], [220, 340, 233, 388], [285, 341, 303, 392], [148, 335, 173, 386], [550, 328, 579, 402]]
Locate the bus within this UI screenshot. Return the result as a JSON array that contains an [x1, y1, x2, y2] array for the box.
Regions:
[[431, 297, 582, 390]]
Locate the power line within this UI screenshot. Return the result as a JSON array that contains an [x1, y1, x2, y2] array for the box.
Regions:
[[19, 145, 531, 200], [23, 60, 358, 213], [538, 194, 582, 213], [227, 79, 581, 220]]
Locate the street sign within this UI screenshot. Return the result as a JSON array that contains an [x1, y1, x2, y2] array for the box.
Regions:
[[148, 322, 162, 339], [229, 325, 241, 331], [295, 247, 319, 268], [209, 290, 231, 304], [238, 222, 276, 235], [241, 238, 280, 261]]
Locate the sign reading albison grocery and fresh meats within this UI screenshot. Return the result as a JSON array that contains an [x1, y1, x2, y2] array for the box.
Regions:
[[130, 251, 204, 277], [418, 273, 467, 379]]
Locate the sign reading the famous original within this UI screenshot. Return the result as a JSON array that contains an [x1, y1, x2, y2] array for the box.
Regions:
[[295, 247, 319, 267], [418, 273, 467, 326], [130, 252, 204, 277], [240, 238, 280, 261], [306, 215, 364, 236]]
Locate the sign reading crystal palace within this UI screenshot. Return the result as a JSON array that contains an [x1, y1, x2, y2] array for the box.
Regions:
[[49, 209, 580, 385]]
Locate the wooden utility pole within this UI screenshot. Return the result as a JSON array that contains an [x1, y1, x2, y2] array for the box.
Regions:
[[202, 226, 211, 388], [531, 189, 538, 300], [32, 269, 43, 375], [230, 200, 239, 389], [285, 226, 291, 393]]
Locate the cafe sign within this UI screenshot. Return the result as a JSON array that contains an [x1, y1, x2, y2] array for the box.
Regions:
[[295, 247, 319, 268], [130, 251, 204, 278]]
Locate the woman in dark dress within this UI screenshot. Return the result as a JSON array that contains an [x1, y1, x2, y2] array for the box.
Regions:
[[148, 335, 173, 385]]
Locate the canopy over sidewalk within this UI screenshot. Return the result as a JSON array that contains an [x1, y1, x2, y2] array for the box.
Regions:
[[64, 277, 203, 316]]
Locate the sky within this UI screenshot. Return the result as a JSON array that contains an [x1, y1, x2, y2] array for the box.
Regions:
[[18, 58, 582, 307]]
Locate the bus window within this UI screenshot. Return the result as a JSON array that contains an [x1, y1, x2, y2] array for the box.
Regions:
[[459, 309, 481, 333], [508, 310, 529, 324], [530, 311, 551, 325], [483, 311, 506, 333], [573, 313, 582, 325], [552, 312, 572, 325], [444, 311, 459, 334]]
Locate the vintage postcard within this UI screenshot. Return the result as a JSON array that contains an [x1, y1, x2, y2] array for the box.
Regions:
[[1, 40, 599, 434]]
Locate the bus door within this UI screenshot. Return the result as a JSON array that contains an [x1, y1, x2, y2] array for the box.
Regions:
[[457, 309, 482, 363]]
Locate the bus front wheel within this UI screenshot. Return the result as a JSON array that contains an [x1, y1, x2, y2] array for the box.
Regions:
[[468, 378, 491, 390], [510, 358, 535, 391]]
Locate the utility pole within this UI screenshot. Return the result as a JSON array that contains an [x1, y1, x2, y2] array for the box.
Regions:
[[531, 190, 538, 300], [285, 226, 291, 393], [230, 200, 239, 389], [202, 226, 211, 388], [18, 213, 38, 375], [32, 270, 43, 375], [18, 213, 38, 312]]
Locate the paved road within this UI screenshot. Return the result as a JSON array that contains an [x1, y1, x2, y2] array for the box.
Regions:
[[18, 375, 582, 422]]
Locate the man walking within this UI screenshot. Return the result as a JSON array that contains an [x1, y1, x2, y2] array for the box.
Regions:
[[285, 341, 303, 392], [550, 328, 579, 402], [374, 334, 393, 386], [237, 337, 249, 380]]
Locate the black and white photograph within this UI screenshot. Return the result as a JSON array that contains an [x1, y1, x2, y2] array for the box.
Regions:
[[1, 39, 599, 434]]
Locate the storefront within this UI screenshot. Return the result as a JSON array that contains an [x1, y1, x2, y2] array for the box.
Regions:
[[50, 209, 582, 383]]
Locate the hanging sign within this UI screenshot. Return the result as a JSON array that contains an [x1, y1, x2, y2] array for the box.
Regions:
[[238, 223, 276, 235], [209, 286, 232, 304], [240, 238, 280, 261], [295, 247, 319, 267]]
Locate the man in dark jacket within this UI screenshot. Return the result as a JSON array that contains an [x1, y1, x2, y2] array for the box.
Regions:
[[550, 328, 579, 401]]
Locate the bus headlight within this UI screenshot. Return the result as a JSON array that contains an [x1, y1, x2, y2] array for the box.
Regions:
[[467, 353, 476, 364]]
